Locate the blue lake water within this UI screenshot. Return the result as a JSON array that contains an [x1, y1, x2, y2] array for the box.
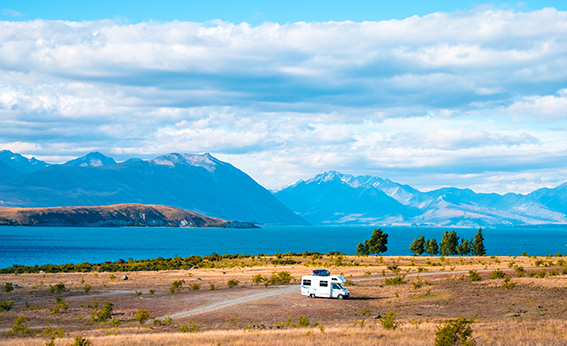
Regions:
[[1, 225, 566, 268]]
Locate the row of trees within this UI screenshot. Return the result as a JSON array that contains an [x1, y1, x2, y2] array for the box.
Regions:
[[410, 228, 486, 256]]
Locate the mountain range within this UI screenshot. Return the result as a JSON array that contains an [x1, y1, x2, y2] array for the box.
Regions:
[[274, 171, 567, 226], [3, 150, 567, 227], [0, 150, 308, 226]]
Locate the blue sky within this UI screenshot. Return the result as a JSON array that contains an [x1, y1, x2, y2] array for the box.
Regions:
[[1, 1, 567, 193], [3, 1, 566, 23]]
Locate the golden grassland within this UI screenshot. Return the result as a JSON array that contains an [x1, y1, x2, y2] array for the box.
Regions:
[[1, 254, 566, 345]]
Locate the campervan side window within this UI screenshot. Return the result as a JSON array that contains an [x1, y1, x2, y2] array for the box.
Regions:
[[320, 280, 328, 287], [302, 279, 311, 286]]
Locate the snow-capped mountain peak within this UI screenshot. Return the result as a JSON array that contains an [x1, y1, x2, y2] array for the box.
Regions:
[[64, 152, 116, 167], [151, 153, 219, 172]]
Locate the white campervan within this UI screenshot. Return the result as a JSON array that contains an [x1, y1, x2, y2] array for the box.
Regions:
[[301, 271, 350, 299]]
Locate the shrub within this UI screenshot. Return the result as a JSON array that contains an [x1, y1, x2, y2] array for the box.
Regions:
[[0, 298, 14, 311], [469, 270, 481, 282], [252, 274, 264, 285], [277, 271, 293, 284], [380, 310, 398, 330], [514, 266, 525, 278], [412, 276, 430, 288], [227, 278, 239, 288], [69, 336, 92, 346], [83, 284, 92, 294], [209, 284, 215, 290], [134, 309, 151, 325], [501, 275, 517, 290], [384, 275, 407, 285], [48, 282, 66, 294], [11, 316, 32, 334], [297, 315, 310, 327], [536, 269, 547, 278], [170, 280, 185, 294], [178, 320, 200, 333], [344, 280, 355, 286], [42, 326, 64, 340], [96, 301, 114, 322], [49, 296, 69, 314], [190, 283, 201, 291], [489, 269, 506, 279], [2, 282, 14, 292], [435, 315, 477, 346]]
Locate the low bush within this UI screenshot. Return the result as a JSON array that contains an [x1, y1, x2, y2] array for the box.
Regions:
[[380, 310, 398, 330], [384, 275, 407, 285], [227, 278, 239, 288], [501, 275, 517, 289], [297, 315, 310, 327], [514, 265, 525, 277], [11, 316, 32, 334], [489, 269, 506, 279], [536, 269, 547, 278], [469, 270, 481, 282], [135, 309, 151, 325], [178, 320, 200, 333], [69, 336, 92, 346], [96, 301, 114, 322], [48, 282, 66, 294], [435, 315, 477, 346], [344, 280, 355, 286], [2, 282, 13, 292], [0, 298, 14, 311], [170, 280, 185, 294]]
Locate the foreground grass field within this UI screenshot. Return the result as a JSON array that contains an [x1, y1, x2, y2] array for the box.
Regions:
[[1, 254, 566, 345]]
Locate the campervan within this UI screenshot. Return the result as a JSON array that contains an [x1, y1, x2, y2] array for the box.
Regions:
[[301, 272, 350, 299]]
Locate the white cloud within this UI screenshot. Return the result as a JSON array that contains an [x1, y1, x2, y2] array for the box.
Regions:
[[506, 89, 567, 121], [1, 8, 567, 194]]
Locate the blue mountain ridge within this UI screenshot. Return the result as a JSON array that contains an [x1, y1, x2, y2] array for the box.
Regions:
[[0, 151, 309, 226], [274, 171, 567, 226], [0, 150, 49, 183]]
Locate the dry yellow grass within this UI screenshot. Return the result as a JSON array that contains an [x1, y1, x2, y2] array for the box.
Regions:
[[2, 321, 567, 346], [1, 254, 566, 345]]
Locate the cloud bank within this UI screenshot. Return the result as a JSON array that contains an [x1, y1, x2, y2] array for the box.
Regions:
[[1, 7, 567, 193]]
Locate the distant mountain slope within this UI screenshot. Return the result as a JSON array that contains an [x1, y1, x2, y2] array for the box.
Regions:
[[275, 171, 567, 226], [64, 152, 117, 167], [275, 171, 417, 225], [0, 150, 49, 183], [0, 152, 309, 225], [0, 203, 257, 228]]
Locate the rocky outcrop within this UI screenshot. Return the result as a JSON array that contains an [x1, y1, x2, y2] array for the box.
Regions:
[[0, 203, 259, 228]]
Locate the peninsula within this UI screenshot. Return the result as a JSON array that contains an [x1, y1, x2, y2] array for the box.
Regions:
[[0, 203, 258, 228]]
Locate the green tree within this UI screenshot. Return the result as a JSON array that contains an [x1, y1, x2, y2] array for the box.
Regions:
[[356, 242, 369, 256], [357, 229, 388, 256], [440, 231, 459, 256], [456, 238, 472, 255], [425, 239, 439, 255], [471, 228, 486, 256], [410, 236, 426, 256]]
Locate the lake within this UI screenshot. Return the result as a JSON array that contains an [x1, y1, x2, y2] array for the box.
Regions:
[[1, 225, 566, 268]]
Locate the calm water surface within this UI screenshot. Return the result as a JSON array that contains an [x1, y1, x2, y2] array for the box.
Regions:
[[0, 225, 566, 268]]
